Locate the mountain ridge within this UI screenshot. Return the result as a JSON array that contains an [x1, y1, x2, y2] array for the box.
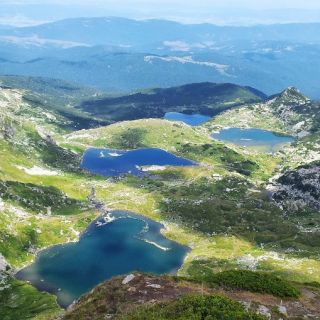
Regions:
[[4, 17, 320, 45], [77, 82, 266, 122]]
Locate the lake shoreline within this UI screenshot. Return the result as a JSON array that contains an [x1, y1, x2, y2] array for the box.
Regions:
[[15, 207, 189, 308]]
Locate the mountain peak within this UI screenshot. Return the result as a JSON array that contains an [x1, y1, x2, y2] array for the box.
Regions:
[[276, 86, 310, 105]]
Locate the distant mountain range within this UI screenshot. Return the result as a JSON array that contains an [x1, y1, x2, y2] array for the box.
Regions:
[[2, 18, 320, 46], [0, 17, 319, 97]]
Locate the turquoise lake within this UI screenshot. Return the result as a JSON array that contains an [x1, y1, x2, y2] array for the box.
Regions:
[[16, 211, 188, 307], [81, 147, 195, 177], [164, 112, 211, 126], [211, 128, 294, 152]]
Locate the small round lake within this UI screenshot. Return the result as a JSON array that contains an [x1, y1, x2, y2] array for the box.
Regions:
[[81, 147, 196, 177], [16, 211, 188, 308], [211, 128, 294, 152], [164, 112, 211, 126]]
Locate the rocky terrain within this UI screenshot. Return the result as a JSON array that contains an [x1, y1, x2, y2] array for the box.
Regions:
[[209, 87, 320, 138], [268, 161, 320, 213], [207, 87, 320, 218], [62, 273, 320, 320]]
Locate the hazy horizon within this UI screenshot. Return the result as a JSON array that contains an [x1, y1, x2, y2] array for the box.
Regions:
[[1, 0, 320, 27]]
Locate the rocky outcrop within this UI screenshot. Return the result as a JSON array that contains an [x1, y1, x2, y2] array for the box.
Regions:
[[268, 161, 320, 212], [61, 273, 320, 320], [0, 254, 8, 273], [269, 87, 320, 136]]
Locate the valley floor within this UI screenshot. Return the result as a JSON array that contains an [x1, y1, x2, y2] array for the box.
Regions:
[[0, 85, 319, 319]]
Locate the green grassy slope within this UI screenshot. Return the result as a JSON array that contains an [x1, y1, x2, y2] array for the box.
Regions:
[[0, 276, 62, 320], [64, 117, 320, 284], [207, 87, 320, 139], [0, 83, 319, 319], [64, 118, 275, 178], [77, 82, 266, 122], [0, 87, 99, 319], [0, 75, 110, 130], [62, 273, 319, 320]]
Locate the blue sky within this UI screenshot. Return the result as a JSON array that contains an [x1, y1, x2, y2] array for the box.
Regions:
[[1, 0, 320, 26], [2, 0, 320, 8]]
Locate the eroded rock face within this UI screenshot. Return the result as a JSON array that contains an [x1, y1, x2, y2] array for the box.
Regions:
[[268, 161, 320, 212]]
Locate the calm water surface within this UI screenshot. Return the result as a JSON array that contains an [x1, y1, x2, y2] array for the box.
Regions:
[[81, 147, 195, 177], [212, 128, 294, 152], [16, 211, 188, 307], [164, 112, 211, 126]]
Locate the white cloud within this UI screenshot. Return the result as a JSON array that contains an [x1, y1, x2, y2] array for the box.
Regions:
[[0, 35, 90, 48], [163, 41, 191, 52], [144, 55, 230, 75], [0, 15, 49, 27], [162, 41, 217, 52]]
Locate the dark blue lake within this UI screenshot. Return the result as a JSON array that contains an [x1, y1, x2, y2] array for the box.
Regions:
[[16, 211, 188, 307], [81, 147, 195, 177], [211, 128, 294, 152], [164, 112, 211, 126]]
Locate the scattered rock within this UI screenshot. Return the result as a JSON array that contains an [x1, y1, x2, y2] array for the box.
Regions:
[[278, 305, 287, 315], [257, 305, 271, 320], [0, 254, 7, 272], [146, 283, 162, 289], [122, 274, 135, 285]]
